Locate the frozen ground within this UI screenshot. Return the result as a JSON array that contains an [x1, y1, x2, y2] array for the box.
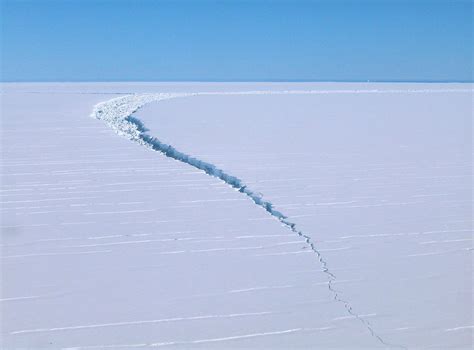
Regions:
[[1, 83, 472, 349]]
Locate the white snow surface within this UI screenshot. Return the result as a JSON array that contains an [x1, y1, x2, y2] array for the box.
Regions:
[[1, 82, 472, 349]]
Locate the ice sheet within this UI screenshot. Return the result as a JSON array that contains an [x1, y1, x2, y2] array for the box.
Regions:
[[1, 83, 472, 349]]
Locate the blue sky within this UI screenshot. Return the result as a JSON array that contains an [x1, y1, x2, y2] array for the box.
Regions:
[[1, 0, 472, 82]]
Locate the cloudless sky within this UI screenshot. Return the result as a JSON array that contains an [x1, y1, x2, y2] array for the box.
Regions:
[[1, 0, 472, 82]]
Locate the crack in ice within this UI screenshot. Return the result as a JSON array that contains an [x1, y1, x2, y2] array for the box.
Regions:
[[89, 90, 427, 349]]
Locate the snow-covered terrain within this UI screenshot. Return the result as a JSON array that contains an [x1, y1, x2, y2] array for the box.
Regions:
[[1, 83, 472, 349]]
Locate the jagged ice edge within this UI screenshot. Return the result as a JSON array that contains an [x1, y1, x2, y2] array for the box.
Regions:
[[91, 91, 409, 349]]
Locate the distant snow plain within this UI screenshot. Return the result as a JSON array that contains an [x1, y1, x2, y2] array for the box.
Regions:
[[1, 83, 472, 349]]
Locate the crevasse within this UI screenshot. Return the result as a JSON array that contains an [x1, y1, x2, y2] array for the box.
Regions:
[[91, 91, 407, 349]]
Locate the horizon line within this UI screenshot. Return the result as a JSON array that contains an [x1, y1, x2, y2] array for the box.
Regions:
[[1, 79, 473, 84]]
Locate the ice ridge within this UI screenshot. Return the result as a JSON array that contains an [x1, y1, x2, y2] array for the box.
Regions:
[[91, 91, 416, 348]]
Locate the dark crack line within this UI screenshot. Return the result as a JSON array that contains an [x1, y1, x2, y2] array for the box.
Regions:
[[93, 93, 407, 349]]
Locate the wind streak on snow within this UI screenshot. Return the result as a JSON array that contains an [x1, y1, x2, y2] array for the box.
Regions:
[[90, 89, 455, 348], [10, 311, 273, 335], [62, 327, 333, 349]]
